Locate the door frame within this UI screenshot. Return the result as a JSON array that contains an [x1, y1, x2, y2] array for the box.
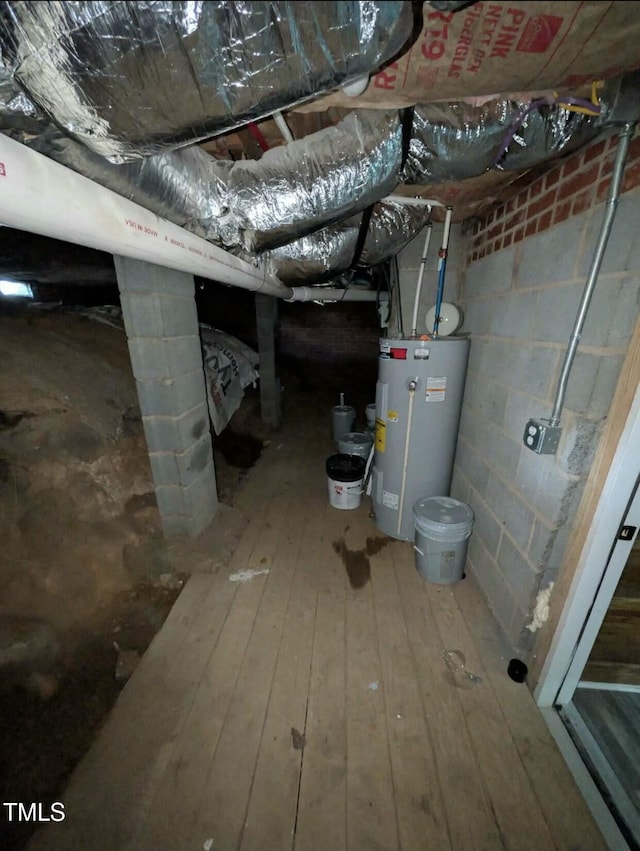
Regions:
[[534, 382, 640, 708], [557, 480, 640, 704]]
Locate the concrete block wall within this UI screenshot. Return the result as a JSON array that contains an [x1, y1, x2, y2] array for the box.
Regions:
[[395, 222, 465, 336], [453, 130, 640, 653], [114, 257, 217, 538]]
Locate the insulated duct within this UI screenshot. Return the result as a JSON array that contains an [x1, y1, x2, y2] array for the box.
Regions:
[[0, 0, 413, 161], [0, 130, 379, 304], [1, 92, 406, 256], [264, 201, 431, 284], [225, 110, 404, 252], [402, 98, 602, 185]]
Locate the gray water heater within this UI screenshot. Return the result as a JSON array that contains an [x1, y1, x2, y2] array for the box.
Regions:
[[372, 336, 470, 541]]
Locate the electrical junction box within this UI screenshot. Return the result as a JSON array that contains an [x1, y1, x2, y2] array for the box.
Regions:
[[523, 418, 562, 455]]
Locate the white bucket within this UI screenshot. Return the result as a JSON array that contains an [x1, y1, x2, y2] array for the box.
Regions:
[[326, 453, 365, 511], [413, 496, 474, 585], [328, 477, 364, 510]]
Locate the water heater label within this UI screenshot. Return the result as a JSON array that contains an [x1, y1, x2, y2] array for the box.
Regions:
[[425, 376, 447, 402], [382, 490, 399, 510], [375, 418, 386, 452]]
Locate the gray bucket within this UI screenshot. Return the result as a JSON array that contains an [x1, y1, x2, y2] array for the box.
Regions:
[[331, 404, 356, 443], [338, 431, 373, 459], [413, 496, 474, 586]]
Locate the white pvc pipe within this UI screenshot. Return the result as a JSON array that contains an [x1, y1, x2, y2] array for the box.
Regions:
[[274, 111, 295, 144], [397, 383, 416, 536], [410, 222, 432, 337], [438, 207, 454, 272], [432, 206, 454, 337], [384, 194, 445, 208], [0, 133, 387, 306], [286, 286, 377, 302], [0, 132, 292, 299]]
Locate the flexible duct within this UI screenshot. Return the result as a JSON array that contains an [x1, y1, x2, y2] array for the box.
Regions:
[[0, 131, 380, 303], [402, 98, 602, 185], [224, 110, 404, 251], [1, 97, 405, 255], [0, 0, 412, 161], [264, 201, 431, 284]]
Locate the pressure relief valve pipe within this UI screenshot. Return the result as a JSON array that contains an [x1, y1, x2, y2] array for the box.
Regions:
[[432, 207, 453, 337]]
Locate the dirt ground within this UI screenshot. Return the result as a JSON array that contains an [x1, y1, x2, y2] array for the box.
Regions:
[[0, 301, 378, 851], [0, 306, 285, 851]]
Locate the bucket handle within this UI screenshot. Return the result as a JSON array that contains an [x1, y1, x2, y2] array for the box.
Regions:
[[413, 545, 424, 557]]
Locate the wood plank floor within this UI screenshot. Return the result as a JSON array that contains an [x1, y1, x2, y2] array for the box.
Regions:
[[30, 423, 606, 851]]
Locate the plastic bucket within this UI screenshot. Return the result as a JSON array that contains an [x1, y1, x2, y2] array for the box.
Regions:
[[413, 496, 474, 585], [338, 431, 373, 460], [326, 453, 365, 510], [331, 405, 356, 443]]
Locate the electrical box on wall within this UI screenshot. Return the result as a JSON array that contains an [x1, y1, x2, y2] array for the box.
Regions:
[[523, 418, 562, 455]]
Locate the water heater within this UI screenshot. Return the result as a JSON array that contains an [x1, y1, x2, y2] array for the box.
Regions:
[[372, 336, 470, 541]]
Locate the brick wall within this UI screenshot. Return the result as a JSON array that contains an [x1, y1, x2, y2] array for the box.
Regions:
[[453, 128, 640, 654], [279, 301, 380, 363], [468, 130, 640, 263]]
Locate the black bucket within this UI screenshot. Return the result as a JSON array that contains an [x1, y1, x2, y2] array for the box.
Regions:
[[326, 453, 366, 482]]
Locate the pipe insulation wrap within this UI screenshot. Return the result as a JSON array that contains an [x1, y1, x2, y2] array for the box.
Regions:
[[0, 0, 412, 160]]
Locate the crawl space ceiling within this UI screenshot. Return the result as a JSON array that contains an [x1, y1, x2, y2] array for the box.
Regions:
[[0, 0, 639, 288]]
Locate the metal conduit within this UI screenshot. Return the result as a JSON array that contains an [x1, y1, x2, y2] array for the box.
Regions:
[[549, 123, 635, 427]]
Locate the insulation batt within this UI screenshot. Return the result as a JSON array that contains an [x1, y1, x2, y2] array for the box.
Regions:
[[0, 0, 413, 160]]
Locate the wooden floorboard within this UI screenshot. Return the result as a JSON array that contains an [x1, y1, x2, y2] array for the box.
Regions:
[[239, 482, 323, 851], [344, 508, 399, 851], [371, 540, 451, 850], [30, 423, 607, 851], [394, 545, 503, 850], [293, 497, 348, 851], [454, 578, 608, 851], [400, 544, 558, 851]]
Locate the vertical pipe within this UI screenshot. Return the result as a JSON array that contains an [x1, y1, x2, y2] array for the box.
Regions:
[[274, 111, 295, 143], [410, 221, 433, 337], [433, 207, 453, 336], [549, 124, 634, 427], [392, 257, 404, 338], [396, 381, 417, 536]]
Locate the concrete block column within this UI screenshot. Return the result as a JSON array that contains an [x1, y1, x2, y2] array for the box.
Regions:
[[255, 293, 282, 430], [114, 256, 217, 537]]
